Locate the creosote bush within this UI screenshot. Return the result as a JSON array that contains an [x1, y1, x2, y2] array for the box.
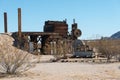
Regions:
[[0, 43, 32, 75], [88, 39, 120, 61]]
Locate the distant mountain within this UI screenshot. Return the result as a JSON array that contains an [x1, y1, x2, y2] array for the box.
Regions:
[[111, 31, 120, 39]]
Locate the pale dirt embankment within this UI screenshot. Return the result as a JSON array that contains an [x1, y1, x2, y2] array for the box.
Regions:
[[0, 34, 120, 80]]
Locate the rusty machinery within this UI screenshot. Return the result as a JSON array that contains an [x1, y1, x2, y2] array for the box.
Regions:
[[3, 8, 82, 55]]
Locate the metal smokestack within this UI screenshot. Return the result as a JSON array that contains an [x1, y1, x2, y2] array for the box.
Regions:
[[4, 12, 8, 33], [18, 8, 22, 37]]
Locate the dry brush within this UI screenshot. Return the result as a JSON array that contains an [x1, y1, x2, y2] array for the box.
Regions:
[[0, 34, 33, 75], [88, 39, 120, 61]]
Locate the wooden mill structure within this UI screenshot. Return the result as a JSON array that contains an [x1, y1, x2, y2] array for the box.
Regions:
[[3, 8, 82, 55]]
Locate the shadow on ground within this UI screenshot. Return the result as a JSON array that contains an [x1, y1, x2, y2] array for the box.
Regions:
[[118, 66, 120, 70]]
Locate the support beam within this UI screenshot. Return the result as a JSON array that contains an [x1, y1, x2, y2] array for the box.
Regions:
[[18, 8, 22, 37], [4, 12, 8, 33]]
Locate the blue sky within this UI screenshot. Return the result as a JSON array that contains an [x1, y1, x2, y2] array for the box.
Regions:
[[0, 0, 120, 39]]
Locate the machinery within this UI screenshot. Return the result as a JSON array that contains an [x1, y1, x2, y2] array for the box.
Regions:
[[11, 20, 81, 55], [3, 8, 94, 57], [72, 40, 94, 58], [41, 20, 82, 54]]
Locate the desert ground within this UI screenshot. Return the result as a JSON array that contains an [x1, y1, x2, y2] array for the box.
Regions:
[[0, 34, 120, 80], [1, 55, 120, 80]]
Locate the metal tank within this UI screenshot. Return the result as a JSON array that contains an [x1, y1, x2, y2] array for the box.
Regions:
[[72, 40, 95, 58]]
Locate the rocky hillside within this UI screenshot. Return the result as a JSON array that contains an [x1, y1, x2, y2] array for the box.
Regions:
[[110, 31, 120, 39]]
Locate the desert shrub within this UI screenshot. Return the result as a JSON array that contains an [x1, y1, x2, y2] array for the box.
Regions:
[[0, 44, 32, 74], [52, 39, 73, 60], [88, 39, 120, 61]]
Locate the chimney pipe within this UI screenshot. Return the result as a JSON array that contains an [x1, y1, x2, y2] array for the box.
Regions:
[[4, 12, 8, 33], [18, 8, 22, 37]]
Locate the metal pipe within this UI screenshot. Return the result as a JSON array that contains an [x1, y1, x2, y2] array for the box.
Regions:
[[4, 12, 7, 33], [18, 8, 22, 37]]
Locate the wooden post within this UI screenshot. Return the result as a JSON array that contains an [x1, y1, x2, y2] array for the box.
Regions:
[[4, 12, 8, 33]]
